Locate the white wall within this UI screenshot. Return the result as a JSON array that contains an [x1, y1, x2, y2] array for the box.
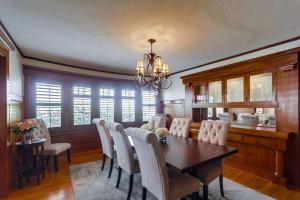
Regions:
[[22, 58, 135, 80], [9, 50, 23, 97], [163, 39, 300, 101], [1, 24, 23, 98]]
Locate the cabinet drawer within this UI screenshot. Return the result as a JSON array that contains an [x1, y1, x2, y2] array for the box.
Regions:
[[228, 133, 243, 142], [244, 136, 272, 148]]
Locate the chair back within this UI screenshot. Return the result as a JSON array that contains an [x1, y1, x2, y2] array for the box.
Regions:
[[106, 122, 135, 174], [92, 118, 114, 159], [126, 128, 170, 200], [169, 118, 191, 137], [25, 118, 51, 145], [150, 114, 166, 129], [198, 120, 229, 145]]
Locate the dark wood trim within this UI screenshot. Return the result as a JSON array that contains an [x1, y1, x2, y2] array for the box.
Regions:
[[171, 39, 300, 76], [23, 65, 134, 83], [0, 20, 22, 56], [181, 49, 299, 83], [0, 44, 9, 198], [23, 56, 135, 76]]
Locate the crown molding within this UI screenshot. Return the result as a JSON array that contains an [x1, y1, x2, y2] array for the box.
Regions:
[[1, 19, 300, 77]]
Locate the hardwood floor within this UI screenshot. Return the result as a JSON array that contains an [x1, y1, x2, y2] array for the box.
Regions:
[[5, 150, 300, 200], [5, 150, 102, 200]]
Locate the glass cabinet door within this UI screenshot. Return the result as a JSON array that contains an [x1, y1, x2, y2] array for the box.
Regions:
[[226, 77, 244, 103], [194, 82, 206, 103], [208, 81, 222, 104], [250, 72, 272, 102]]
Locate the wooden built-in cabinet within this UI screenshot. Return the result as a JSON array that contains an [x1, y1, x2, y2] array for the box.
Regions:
[[193, 81, 207, 107], [190, 122, 290, 186], [189, 72, 274, 108], [208, 80, 223, 106], [225, 75, 247, 106], [182, 47, 300, 188]]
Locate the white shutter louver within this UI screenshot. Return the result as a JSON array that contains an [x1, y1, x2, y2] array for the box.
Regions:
[[142, 91, 156, 121], [36, 82, 62, 128], [99, 88, 115, 122], [73, 86, 91, 125]]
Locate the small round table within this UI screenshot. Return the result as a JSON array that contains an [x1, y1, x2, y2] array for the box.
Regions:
[[16, 138, 46, 188]]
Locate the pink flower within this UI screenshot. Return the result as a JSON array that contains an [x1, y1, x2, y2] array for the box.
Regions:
[[19, 126, 25, 132]]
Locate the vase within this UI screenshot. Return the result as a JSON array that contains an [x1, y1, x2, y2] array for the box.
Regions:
[[23, 131, 33, 144]]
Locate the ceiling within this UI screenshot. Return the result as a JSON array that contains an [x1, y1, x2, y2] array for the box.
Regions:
[[0, 0, 300, 74]]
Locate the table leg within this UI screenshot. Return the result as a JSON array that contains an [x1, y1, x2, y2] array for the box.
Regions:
[[35, 146, 40, 185], [41, 144, 45, 178]]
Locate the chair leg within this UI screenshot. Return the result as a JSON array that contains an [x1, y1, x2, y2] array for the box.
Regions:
[[101, 154, 107, 171], [108, 158, 114, 178], [219, 175, 225, 197], [127, 174, 133, 200], [142, 187, 147, 200], [67, 149, 71, 163], [203, 184, 208, 200], [116, 167, 122, 188], [54, 155, 58, 172], [191, 192, 200, 200]]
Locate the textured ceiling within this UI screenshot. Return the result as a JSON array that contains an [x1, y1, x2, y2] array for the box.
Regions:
[[0, 0, 300, 74]]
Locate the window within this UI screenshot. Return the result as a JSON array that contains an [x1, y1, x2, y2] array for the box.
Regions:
[[36, 82, 62, 128], [73, 86, 91, 125], [122, 89, 135, 122], [142, 90, 156, 121], [100, 88, 115, 122]]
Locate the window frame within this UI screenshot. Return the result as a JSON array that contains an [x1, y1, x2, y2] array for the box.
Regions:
[[33, 79, 63, 130], [99, 88, 115, 122], [141, 90, 157, 122], [121, 89, 136, 123], [72, 84, 92, 127]]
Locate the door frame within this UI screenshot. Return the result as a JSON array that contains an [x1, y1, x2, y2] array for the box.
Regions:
[[0, 41, 9, 198]]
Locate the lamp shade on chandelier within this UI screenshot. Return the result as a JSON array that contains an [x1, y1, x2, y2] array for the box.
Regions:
[[135, 39, 172, 93]]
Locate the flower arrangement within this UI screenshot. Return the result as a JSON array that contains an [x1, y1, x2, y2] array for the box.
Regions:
[[155, 128, 169, 136], [11, 121, 37, 143]]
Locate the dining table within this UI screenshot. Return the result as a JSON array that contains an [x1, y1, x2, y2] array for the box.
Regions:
[[129, 134, 238, 174]]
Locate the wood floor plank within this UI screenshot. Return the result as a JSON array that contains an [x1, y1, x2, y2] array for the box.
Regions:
[[5, 150, 300, 200]]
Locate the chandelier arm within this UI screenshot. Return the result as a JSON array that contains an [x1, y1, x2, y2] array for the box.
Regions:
[[135, 39, 170, 91]]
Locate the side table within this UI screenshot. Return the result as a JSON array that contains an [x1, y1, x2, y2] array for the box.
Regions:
[[16, 138, 46, 188]]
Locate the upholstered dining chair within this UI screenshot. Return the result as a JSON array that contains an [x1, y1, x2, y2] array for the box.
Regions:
[[169, 118, 191, 137], [26, 119, 71, 172], [126, 127, 201, 200], [150, 114, 166, 129], [107, 122, 140, 200], [92, 118, 114, 178], [196, 120, 230, 200], [141, 114, 166, 130]]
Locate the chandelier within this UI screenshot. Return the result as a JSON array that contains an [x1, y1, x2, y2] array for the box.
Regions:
[[135, 39, 172, 93]]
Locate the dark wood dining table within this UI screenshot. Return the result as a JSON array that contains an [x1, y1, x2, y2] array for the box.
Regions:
[[129, 134, 238, 174]]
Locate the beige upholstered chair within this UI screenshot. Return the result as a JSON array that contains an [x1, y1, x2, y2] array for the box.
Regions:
[[141, 114, 166, 130], [197, 120, 229, 200], [92, 118, 115, 178], [126, 127, 200, 200], [26, 119, 71, 172], [169, 118, 191, 137], [107, 122, 139, 200], [150, 114, 166, 129]]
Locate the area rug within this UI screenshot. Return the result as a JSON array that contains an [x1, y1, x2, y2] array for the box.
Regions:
[[70, 160, 274, 200]]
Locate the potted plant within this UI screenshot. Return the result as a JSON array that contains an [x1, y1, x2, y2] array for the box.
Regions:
[[12, 121, 37, 144]]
